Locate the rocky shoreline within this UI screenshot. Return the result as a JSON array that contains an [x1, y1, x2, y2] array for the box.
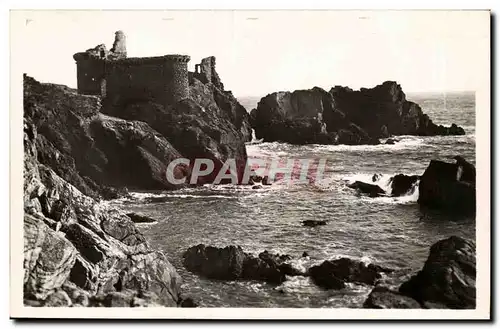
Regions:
[[23, 57, 254, 306], [180, 235, 475, 309], [23, 63, 475, 308]]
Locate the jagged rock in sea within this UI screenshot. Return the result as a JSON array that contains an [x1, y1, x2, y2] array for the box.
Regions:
[[389, 174, 420, 197], [250, 81, 465, 145], [182, 245, 303, 284], [241, 250, 304, 284], [301, 220, 328, 227], [182, 244, 247, 280], [398, 236, 476, 309], [418, 157, 476, 214], [363, 286, 422, 309], [308, 258, 394, 290], [126, 212, 157, 223], [23, 121, 183, 307], [347, 181, 386, 197]]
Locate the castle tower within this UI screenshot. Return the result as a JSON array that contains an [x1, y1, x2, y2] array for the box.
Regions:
[[73, 31, 191, 106], [73, 45, 107, 96], [105, 54, 190, 108], [110, 30, 127, 58], [166, 55, 191, 104]]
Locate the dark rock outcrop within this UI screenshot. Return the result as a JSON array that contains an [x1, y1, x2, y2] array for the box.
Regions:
[[301, 220, 328, 227], [363, 286, 421, 309], [347, 181, 386, 197], [183, 244, 246, 280], [399, 236, 476, 309], [330, 82, 465, 138], [389, 174, 420, 197], [24, 75, 191, 197], [23, 121, 182, 307], [308, 258, 393, 290], [25, 59, 252, 196], [418, 158, 476, 214], [126, 212, 157, 224], [182, 245, 303, 284], [251, 81, 465, 145]]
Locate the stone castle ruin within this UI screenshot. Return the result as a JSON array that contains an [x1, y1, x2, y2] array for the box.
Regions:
[[73, 30, 222, 108]]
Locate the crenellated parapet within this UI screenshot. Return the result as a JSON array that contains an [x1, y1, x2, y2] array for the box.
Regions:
[[107, 54, 191, 66]]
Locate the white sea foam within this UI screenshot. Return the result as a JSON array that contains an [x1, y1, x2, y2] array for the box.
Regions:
[[342, 172, 420, 204], [275, 276, 312, 293]]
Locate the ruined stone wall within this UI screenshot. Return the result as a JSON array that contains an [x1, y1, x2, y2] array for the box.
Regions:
[[193, 56, 224, 90], [75, 59, 106, 96], [168, 60, 190, 103], [104, 55, 190, 108]]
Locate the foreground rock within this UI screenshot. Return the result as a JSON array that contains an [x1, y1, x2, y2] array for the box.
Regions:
[[418, 157, 476, 214], [251, 81, 465, 145], [389, 174, 420, 197], [363, 286, 422, 309], [183, 244, 303, 284], [24, 121, 183, 307], [399, 236, 476, 309], [308, 258, 393, 290], [347, 181, 386, 197]]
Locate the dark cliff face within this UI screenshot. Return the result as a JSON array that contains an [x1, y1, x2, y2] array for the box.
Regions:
[[250, 81, 466, 145], [24, 75, 190, 197], [23, 120, 183, 307], [24, 62, 252, 195]]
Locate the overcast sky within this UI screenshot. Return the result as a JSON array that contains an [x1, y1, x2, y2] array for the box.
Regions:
[[14, 10, 489, 97]]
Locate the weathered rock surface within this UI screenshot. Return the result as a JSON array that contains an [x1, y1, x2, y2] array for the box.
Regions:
[[308, 258, 393, 290], [183, 245, 303, 284], [23, 214, 77, 300], [251, 81, 465, 145], [347, 181, 386, 197], [389, 174, 420, 197], [399, 236, 476, 309], [418, 158, 476, 214], [23, 121, 183, 307], [363, 286, 421, 309]]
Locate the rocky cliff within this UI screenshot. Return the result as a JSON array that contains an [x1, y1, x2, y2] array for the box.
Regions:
[[22, 59, 252, 306], [24, 121, 183, 307], [250, 81, 465, 145], [24, 63, 252, 196]]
